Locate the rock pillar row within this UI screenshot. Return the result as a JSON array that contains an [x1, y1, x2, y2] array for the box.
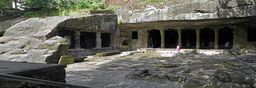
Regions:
[[178, 29, 182, 44], [196, 30, 200, 49], [214, 29, 219, 49], [160, 29, 165, 48], [75, 31, 81, 49], [96, 32, 102, 49]]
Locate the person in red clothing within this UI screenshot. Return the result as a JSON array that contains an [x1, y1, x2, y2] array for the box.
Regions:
[[176, 42, 181, 53]]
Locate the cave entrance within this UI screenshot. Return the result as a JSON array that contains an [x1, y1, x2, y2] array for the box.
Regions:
[[200, 29, 215, 49], [58, 30, 75, 49], [247, 28, 256, 42], [181, 30, 196, 49], [0, 32, 3, 37], [101, 33, 111, 47], [148, 29, 161, 48], [165, 29, 178, 48], [80, 32, 96, 49], [219, 27, 233, 49]]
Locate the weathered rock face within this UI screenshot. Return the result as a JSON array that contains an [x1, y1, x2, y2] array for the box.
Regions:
[[0, 16, 71, 63], [0, 18, 27, 37], [0, 36, 68, 63], [0, 15, 116, 63], [117, 0, 256, 23]]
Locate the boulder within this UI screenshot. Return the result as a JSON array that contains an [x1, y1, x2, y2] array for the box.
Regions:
[[0, 14, 117, 63], [0, 16, 71, 63]]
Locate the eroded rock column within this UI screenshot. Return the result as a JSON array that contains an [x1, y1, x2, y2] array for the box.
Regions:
[[214, 29, 219, 49], [160, 29, 165, 48], [75, 31, 81, 49], [96, 32, 102, 49], [178, 29, 182, 44], [196, 30, 200, 49], [64, 35, 71, 48]]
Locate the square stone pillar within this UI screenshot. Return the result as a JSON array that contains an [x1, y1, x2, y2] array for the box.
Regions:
[[64, 35, 71, 45], [178, 30, 182, 44], [214, 29, 219, 49], [196, 30, 200, 49], [160, 29, 165, 48], [96, 32, 102, 49], [74, 31, 81, 49], [145, 30, 149, 48]]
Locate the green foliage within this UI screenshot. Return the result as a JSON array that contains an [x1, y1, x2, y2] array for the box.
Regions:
[[0, 0, 11, 9], [24, 0, 105, 10], [23, 0, 107, 17], [24, 9, 89, 17]]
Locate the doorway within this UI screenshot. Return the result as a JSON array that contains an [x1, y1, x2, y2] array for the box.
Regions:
[[80, 32, 96, 49], [181, 30, 196, 49], [101, 33, 111, 47], [219, 27, 233, 49], [200, 28, 215, 49], [148, 29, 161, 48], [165, 29, 178, 48]]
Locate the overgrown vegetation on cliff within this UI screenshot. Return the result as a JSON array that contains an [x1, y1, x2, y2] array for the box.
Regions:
[[24, 0, 106, 17], [25, 0, 105, 10]]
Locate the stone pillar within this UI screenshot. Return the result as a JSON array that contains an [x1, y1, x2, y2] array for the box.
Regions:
[[214, 29, 219, 49], [74, 31, 81, 49], [178, 30, 182, 44], [196, 30, 200, 49], [64, 35, 71, 45], [145, 30, 149, 48], [160, 29, 165, 48], [96, 32, 102, 48]]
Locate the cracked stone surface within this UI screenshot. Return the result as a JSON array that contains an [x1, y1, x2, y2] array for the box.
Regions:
[[66, 51, 256, 88]]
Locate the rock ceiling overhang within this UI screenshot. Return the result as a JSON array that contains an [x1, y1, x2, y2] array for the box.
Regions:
[[120, 16, 256, 30]]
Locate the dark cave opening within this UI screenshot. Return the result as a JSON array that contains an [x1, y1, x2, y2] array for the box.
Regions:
[[181, 30, 196, 49], [148, 29, 161, 48], [165, 29, 178, 48], [200, 29, 215, 49], [80, 32, 96, 49], [219, 27, 233, 49], [101, 33, 111, 47], [248, 28, 256, 42]]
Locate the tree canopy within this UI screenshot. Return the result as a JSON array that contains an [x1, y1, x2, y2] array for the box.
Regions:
[[0, 0, 11, 9]]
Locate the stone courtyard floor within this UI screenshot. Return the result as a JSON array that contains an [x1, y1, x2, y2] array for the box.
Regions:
[[66, 50, 256, 88]]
